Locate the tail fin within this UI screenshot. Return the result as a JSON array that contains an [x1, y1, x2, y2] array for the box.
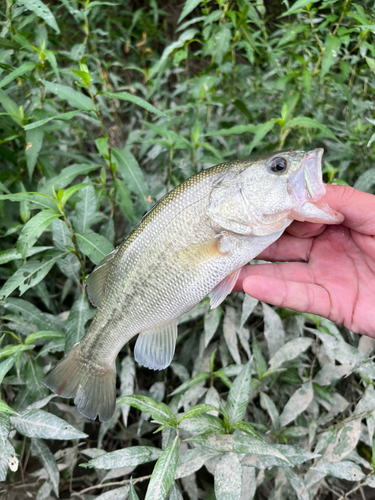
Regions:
[[44, 342, 116, 422]]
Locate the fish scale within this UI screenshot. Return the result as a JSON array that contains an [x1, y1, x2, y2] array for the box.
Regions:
[[45, 149, 344, 421]]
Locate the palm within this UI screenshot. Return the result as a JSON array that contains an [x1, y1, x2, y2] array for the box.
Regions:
[[235, 186, 375, 337]]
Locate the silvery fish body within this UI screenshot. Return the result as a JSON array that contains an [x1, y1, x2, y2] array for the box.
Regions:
[[45, 149, 343, 421]]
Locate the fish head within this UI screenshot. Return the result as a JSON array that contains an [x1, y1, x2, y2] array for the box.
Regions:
[[208, 148, 344, 236]]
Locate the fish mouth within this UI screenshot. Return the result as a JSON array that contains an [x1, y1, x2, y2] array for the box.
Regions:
[[288, 148, 344, 224]]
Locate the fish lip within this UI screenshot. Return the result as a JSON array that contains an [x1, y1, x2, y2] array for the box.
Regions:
[[288, 148, 326, 206]]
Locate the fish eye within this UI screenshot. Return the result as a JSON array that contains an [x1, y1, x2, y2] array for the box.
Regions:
[[270, 157, 288, 173]]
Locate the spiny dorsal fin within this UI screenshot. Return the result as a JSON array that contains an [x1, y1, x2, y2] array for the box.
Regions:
[[86, 247, 118, 307], [209, 268, 241, 309], [134, 321, 178, 370]]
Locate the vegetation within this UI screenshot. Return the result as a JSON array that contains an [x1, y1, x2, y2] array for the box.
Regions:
[[0, 0, 375, 498]]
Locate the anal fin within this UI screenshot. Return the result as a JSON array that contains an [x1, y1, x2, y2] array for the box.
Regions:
[[134, 321, 178, 370], [209, 268, 241, 309]]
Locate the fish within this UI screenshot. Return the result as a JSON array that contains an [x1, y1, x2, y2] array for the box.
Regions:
[[45, 148, 344, 421]]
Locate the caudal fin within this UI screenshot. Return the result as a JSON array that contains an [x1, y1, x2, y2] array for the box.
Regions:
[[44, 342, 116, 422]]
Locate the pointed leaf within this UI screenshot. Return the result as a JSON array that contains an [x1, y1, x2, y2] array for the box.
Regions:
[[16, 209, 61, 259], [112, 147, 150, 209], [145, 436, 179, 500], [0, 251, 66, 300], [102, 91, 165, 117], [65, 293, 91, 353], [10, 409, 88, 439], [31, 439, 60, 496], [226, 360, 252, 426], [118, 395, 176, 425], [279, 382, 314, 427], [76, 233, 114, 265], [312, 461, 365, 481], [17, 0, 60, 33], [215, 453, 242, 500], [83, 446, 162, 470], [41, 80, 94, 110]]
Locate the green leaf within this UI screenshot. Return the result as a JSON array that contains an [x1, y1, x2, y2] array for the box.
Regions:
[[204, 307, 221, 347], [279, 382, 314, 427], [71, 69, 90, 86], [321, 34, 341, 79], [0, 246, 52, 266], [247, 121, 275, 154], [117, 395, 176, 425], [0, 61, 36, 89], [354, 168, 375, 192], [40, 80, 94, 111], [175, 446, 219, 479], [226, 360, 252, 426], [65, 293, 91, 353], [285, 117, 339, 142], [280, 0, 320, 17], [25, 330, 65, 345], [365, 57, 375, 73], [102, 91, 165, 117], [207, 125, 258, 137], [178, 413, 226, 435], [72, 184, 97, 234], [145, 436, 179, 500], [170, 371, 210, 396], [0, 251, 66, 300], [0, 400, 17, 416], [25, 359, 49, 401], [0, 192, 56, 210], [189, 434, 290, 463], [269, 338, 314, 369], [114, 178, 135, 223], [82, 446, 162, 470], [179, 404, 219, 422], [0, 344, 34, 360], [312, 461, 365, 481], [129, 479, 140, 500], [31, 439, 60, 496], [76, 233, 114, 265], [17, 0, 60, 33], [178, 0, 202, 23], [214, 453, 242, 500], [112, 147, 151, 209], [0, 89, 22, 124], [0, 356, 16, 385], [23, 110, 83, 130], [230, 421, 265, 442], [60, 183, 92, 208], [213, 27, 231, 65], [26, 128, 44, 180], [10, 409, 88, 439], [16, 209, 61, 259]]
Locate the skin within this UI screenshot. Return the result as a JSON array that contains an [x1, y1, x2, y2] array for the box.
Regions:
[[234, 185, 375, 337]]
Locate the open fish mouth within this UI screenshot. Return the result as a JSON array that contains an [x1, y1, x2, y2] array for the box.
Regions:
[[288, 148, 344, 224]]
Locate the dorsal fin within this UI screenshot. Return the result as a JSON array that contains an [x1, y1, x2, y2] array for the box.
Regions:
[[134, 321, 178, 370], [86, 247, 119, 307]]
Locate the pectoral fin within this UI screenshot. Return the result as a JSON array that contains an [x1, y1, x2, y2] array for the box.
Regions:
[[209, 268, 241, 309], [134, 320, 178, 370], [174, 239, 225, 270], [86, 247, 118, 307]]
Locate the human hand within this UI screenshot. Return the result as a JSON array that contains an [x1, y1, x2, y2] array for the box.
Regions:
[[234, 185, 375, 337]]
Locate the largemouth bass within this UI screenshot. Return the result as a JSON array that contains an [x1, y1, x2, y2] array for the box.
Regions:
[[45, 149, 343, 421]]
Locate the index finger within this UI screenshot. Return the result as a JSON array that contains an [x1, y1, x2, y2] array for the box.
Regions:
[[322, 184, 375, 235]]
